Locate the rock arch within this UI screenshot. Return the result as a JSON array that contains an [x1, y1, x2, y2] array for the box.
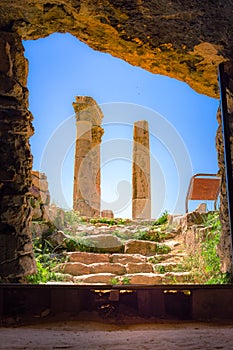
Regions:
[[0, 0, 232, 280]]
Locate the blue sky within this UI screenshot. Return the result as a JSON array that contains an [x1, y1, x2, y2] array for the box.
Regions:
[[23, 33, 219, 218]]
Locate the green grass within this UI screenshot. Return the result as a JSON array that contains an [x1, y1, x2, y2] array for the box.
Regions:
[[134, 228, 167, 242], [89, 217, 128, 225], [178, 212, 231, 284], [64, 210, 86, 225], [27, 236, 67, 284], [110, 276, 131, 285], [152, 211, 169, 226]]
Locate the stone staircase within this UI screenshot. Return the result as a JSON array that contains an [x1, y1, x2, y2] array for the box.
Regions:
[[56, 251, 191, 284], [53, 217, 196, 284]]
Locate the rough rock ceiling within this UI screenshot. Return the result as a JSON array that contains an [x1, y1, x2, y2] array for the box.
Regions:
[[1, 0, 233, 97]]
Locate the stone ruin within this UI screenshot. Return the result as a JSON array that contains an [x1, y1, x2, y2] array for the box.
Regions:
[[1, 1, 233, 281], [73, 96, 104, 217], [30, 170, 50, 221], [73, 97, 152, 220], [132, 120, 151, 219], [29, 171, 64, 236]]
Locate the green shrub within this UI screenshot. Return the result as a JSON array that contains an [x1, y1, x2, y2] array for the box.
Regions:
[[27, 260, 61, 284], [89, 217, 127, 226], [152, 211, 169, 226], [27, 235, 66, 284], [135, 229, 167, 242], [154, 265, 166, 274], [64, 210, 82, 226], [180, 212, 231, 284], [156, 243, 171, 254]]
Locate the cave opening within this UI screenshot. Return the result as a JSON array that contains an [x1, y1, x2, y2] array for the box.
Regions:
[[21, 32, 224, 287], [24, 32, 219, 218]]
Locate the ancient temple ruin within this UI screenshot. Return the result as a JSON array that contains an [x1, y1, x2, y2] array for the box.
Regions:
[[132, 120, 151, 219], [73, 96, 104, 217]]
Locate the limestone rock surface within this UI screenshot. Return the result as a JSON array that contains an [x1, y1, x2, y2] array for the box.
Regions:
[[0, 1, 233, 97], [124, 239, 171, 256], [82, 234, 123, 253]]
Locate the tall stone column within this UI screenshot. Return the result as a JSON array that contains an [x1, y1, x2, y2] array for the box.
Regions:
[[92, 125, 105, 205], [0, 32, 36, 282], [132, 120, 151, 219], [73, 97, 104, 217]]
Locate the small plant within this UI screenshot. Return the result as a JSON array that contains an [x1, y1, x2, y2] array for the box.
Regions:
[[156, 243, 171, 254], [27, 260, 63, 284], [134, 228, 167, 242], [152, 211, 169, 226], [89, 217, 127, 226], [111, 230, 129, 241], [134, 230, 149, 240], [154, 265, 166, 274], [110, 276, 130, 285], [179, 211, 231, 284], [122, 277, 130, 284], [27, 233, 67, 284], [110, 277, 119, 285], [148, 256, 165, 264], [64, 210, 82, 226]]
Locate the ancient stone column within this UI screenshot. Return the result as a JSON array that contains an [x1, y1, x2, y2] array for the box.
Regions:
[[73, 97, 104, 217], [0, 32, 36, 282], [132, 120, 151, 219]]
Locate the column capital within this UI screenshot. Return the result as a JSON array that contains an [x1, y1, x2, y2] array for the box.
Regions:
[[73, 96, 104, 126]]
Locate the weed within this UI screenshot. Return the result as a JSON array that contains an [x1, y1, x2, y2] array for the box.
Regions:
[[122, 277, 130, 284], [135, 228, 167, 242], [154, 265, 166, 274], [110, 276, 130, 285], [152, 211, 169, 226], [111, 230, 129, 241], [64, 210, 82, 226], [110, 277, 119, 285], [148, 256, 165, 264], [179, 212, 231, 284], [156, 243, 171, 254], [27, 240, 66, 284], [89, 217, 127, 226], [27, 234, 67, 284]]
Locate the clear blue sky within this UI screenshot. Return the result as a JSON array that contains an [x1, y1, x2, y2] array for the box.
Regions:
[[23, 33, 219, 218]]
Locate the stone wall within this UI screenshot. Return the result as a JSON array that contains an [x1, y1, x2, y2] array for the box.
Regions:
[[0, 31, 36, 282], [30, 170, 50, 221], [215, 108, 232, 273], [30, 170, 65, 236]]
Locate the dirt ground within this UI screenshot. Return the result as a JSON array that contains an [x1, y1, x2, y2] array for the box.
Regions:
[[1, 321, 233, 350]]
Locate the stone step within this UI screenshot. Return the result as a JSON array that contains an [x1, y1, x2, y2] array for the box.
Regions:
[[67, 251, 148, 264], [70, 271, 193, 285], [60, 261, 155, 276], [124, 239, 171, 255], [109, 253, 147, 264], [161, 272, 193, 284], [147, 253, 186, 264], [152, 262, 180, 273], [73, 273, 116, 284], [67, 252, 109, 264]]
